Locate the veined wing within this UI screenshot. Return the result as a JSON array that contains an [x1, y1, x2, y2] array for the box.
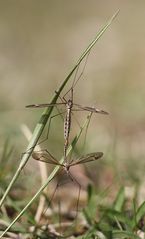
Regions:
[[32, 151, 62, 166], [69, 152, 103, 166], [26, 102, 65, 108], [73, 104, 109, 115]]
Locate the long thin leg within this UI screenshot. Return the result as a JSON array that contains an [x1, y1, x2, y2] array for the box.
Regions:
[[22, 110, 66, 159], [55, 90, 67, 104], [82, 112, 93, 153], [49, 174, 81, 236], [30, 172, 60, 236], [68, 113, 92, 162], [38, 110, 65, 146], [72, 50, 90, 89], [40, 168, 69, 235], [38, 169, 82, 237], [62, 51, 89, 100], [58, 197, 62, 235], [61, 59, 80, 101], [68, 171, 81, 222], [70, 112, 93, 157]]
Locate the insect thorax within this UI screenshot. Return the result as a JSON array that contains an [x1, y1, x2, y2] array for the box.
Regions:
[[66, 99, 73, 109], [63, 162, 70, 172]]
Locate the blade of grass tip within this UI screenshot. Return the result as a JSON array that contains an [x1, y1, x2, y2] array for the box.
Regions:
[[77, 9, 120, 63], [0, 11, 119, 208], [0, 114, 91, 238]]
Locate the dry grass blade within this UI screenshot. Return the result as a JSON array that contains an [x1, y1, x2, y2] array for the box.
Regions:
[[20, 124, 48, 224]]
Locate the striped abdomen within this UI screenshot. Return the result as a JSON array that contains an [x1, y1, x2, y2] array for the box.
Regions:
[[64, 107, 71, 157]]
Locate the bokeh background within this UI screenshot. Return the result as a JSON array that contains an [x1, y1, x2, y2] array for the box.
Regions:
[[0, 1, 145, 203]]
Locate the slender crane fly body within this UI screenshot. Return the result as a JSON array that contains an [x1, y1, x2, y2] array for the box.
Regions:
[[26, 52, 108, 158], [26, 88, 108, 158], [32, 150, 103, 230]]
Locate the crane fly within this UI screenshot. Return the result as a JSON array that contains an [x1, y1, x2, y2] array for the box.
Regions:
[[26, 51, 108, 158], [32, 150, 103, 233], [32, 150, 103, 173], [26, 87, 108, 158]]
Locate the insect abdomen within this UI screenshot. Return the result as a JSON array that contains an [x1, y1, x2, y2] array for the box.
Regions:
[[64, 109, 71, 157]]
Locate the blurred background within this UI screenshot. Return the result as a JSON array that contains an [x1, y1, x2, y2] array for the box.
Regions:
[[0, 1, 145, 203]]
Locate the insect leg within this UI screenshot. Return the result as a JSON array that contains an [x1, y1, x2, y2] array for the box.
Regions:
[[67, 171, 81, 222], [38, 110, 65, 146], [23, 110, 66, 159]]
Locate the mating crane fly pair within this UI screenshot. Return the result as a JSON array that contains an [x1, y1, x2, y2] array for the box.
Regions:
[[26, 87, 108, 158], [26, 63, 107, 230]]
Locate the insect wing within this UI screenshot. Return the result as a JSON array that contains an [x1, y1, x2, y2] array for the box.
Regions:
[[70, 152, 103, 166], [32, 152, 60, 165], [83, 106, 108, 115], [26, 102, 65, 108], [73, 104, 109, 115]]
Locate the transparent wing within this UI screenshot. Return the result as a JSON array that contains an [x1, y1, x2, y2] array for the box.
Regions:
[[26, 102, 65, 108], [73, 104, 109, 115], [32, 151, 62, 166], [69, 152, 103, 166]]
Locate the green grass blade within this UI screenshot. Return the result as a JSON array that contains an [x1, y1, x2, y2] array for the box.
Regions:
[[113, 187, 125, 212], [112, 230, 141, 239], [131, 201, 145, 229], [103, 209, 133, 230], [83, 185, 98, 225], [77, 9, 120, 64]]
